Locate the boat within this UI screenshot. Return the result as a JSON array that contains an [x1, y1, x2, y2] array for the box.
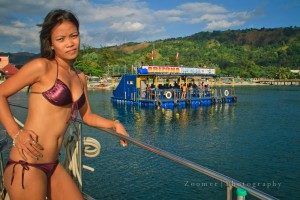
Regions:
[[111, 66, 237, 109]]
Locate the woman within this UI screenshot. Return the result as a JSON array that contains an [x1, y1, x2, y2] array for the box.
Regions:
[[0, 9, 128, 199]]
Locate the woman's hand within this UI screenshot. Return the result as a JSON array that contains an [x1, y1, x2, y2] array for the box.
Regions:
[[13, 129, 44, 160], [113, 120, 129, 147]]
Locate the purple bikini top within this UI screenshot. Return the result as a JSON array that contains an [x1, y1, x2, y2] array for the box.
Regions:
[[31, 61, 86, 113], [42, 78, 85, 109]]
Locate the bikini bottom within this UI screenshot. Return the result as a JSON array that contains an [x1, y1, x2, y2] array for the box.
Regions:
[[5, 159, 58, 189]]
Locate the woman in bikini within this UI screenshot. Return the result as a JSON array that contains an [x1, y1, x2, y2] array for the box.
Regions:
[[0, 9, 128, 199]]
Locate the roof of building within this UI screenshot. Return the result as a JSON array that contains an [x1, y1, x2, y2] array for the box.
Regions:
[[0, 63, 19, 77]]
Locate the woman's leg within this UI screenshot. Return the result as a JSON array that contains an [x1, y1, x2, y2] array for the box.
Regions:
[[48, 164, 83, 200], [3, 164, 48, 200]]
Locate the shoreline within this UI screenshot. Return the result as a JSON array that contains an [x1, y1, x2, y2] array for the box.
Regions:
[[87, 82, 299, 91], [1, 80, 298, 92]]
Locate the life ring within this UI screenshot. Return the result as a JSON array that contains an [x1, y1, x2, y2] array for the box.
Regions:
[[165, 91, 172, 99], [224, 90, 229, 97]]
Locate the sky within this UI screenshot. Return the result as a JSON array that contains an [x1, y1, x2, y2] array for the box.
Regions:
[[0, 0, 299, 53]]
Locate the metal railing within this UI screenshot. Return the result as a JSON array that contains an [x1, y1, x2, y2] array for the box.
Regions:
[[87, 124, 278, 200], [1, 103, 279, 200], [138, 88, 232, 101]]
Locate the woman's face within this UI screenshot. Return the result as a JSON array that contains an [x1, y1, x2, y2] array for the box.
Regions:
[[51, 20, 80, 61]]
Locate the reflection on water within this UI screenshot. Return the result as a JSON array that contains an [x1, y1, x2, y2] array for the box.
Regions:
[[112, 101, 235, 145], [113, 103, 236, 132]]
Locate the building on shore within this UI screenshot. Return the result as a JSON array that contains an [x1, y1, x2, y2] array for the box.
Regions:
[[0, 55, 19, 78], [290, 69, 300, 75]]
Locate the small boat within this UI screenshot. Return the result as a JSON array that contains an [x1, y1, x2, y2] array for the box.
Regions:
[[87, 76, 113, 90], [111, 66, 237, 109]]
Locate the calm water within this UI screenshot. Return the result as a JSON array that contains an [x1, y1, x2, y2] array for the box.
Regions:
[[4, 86, 300, 199]]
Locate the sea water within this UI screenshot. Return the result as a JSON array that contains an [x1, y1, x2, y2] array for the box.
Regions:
[[4, 86, 300, 199]]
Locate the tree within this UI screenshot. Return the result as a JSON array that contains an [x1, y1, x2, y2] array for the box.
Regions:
[[277, 67, 292, 79], [75, 52, 103, 76]]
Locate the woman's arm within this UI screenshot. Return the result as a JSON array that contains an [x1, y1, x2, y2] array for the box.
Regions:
[[0, 58, 46, 158], [78, 73, 128, 147]]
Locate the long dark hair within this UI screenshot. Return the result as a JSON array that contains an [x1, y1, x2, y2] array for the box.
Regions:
[[40, 9, 79, 59]]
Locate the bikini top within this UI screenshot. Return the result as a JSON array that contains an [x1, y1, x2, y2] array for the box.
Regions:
[[31, 61, 86, 113], [41, 78, 85, 109]]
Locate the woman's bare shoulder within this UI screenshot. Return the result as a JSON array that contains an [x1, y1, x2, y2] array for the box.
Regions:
[[22, 58, 52, 74]]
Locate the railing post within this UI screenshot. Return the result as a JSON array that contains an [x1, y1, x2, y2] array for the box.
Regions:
[[226, 184, 233, 200], [78, 122, 83, 191], [0, 153, 4, 196], [0, 130, 8, 198]]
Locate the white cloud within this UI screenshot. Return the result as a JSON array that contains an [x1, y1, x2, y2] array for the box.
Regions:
[[189, 14, 228, 24], [199, 14, 228, 22], [179, 2, 228, 14], [202, 11, 254, 30], [110, 21, 145, 32], [0, 23, 39, 49], [206, 20, 243, 30], [69, 0, 153, 24], [11, 21, 27, 28], [79, 27, 93, 46], [154, 9, 183, 22], [230, 11, 254, 21], [177, 3, 254, 30]]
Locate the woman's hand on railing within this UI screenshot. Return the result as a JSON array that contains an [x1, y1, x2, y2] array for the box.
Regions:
[[13, 129, 44, 160], [113, 120, 129, 147]]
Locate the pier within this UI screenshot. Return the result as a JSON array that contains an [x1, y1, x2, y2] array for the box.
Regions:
[[254, 79, 300, 86]]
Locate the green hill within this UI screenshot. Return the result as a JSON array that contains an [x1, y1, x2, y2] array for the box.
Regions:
[[75, 27, 300, 79]]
